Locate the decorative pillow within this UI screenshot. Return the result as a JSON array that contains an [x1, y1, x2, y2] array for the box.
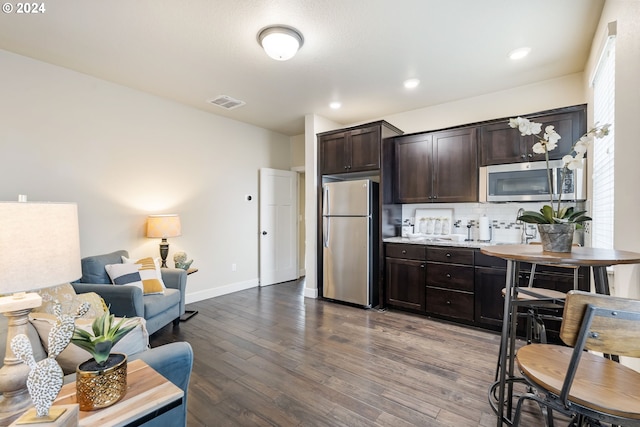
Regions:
[[34, 283, 107, 319], [29, 313, 149, 375], [122, 256, 165, 294], [105, 263, 144, 293]]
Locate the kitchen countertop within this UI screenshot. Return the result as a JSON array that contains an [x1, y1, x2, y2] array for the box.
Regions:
[[383, 236, 515, 249]]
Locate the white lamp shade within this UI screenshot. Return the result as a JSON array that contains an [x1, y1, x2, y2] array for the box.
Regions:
[[258, 26, 304, 61], [146, 214, 181, 238], [0, 202, 81, 294]]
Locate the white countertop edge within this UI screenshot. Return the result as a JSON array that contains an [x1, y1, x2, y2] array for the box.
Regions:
[[383, 236, 517, 249]]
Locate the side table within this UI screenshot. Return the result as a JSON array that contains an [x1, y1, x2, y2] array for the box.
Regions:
[[53, 359, 183, 427], [180, 268, 199, 321]]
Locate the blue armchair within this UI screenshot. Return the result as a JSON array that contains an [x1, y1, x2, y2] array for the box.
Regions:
[[72, 250, 187, 335]]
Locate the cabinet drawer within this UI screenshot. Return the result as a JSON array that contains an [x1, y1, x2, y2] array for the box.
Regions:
[[386, 244, 426, 260], [427, 263, 474, 292], [427, 247, 473, 265], [474, 251, 507, 268], [426, 287, 474, 321]]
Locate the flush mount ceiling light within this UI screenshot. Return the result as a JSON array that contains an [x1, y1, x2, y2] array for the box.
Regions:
[[509, 47, 531, 60], [329, 101, 342, 109], [403, 78, 420, 89], [258, 25, 304, 61]]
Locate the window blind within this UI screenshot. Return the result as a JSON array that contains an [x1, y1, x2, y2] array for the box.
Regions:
[[591, 37, 615, 249]]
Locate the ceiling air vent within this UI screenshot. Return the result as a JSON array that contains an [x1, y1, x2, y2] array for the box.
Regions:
[[207, 95, 246, 110]]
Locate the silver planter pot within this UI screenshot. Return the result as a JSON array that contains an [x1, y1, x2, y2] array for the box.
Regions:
[[537, 223, 575, 253]]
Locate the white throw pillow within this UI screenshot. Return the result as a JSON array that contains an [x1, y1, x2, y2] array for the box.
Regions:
[[105, 263, 144, 293], [121, 256, 166, 294]]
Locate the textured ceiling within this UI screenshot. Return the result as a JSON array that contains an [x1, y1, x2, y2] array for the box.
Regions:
[[0, 0, 605, 135]]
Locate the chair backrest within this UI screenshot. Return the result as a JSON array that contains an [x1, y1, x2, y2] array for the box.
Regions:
[[79, 250, 129, 284], [560, 290, 640, 357]]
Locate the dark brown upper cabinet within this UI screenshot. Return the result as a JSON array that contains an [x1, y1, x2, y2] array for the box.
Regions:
[[479, 105, 586, 166], [394, 127, 478, 203], [319, 125, 382, 175]]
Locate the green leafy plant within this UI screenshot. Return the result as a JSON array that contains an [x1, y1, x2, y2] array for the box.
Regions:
[[71, 309, 136, 366], [509, 117, 611, 225]]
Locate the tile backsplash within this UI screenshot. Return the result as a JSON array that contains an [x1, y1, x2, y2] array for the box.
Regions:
[[402, 202, 549, 244]]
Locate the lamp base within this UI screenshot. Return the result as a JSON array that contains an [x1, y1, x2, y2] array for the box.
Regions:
[[0, 293, 43, 425], [159, 239, 169, 268]]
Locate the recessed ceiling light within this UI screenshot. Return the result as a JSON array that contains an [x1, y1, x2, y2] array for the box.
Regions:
[[403, 78, 420, 89], [329, 102, 342, 109], [509, 47, 531, 60]]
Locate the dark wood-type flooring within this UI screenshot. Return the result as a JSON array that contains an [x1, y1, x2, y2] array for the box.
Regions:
[[149, 279, 555, 426]]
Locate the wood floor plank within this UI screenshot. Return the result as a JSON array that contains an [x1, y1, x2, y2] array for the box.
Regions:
[[150, 279, 552, 426]]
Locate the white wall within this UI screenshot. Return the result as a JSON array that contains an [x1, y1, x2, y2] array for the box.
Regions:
[[303, 114, 342, 297], [0, 50, 292, 304], [382, 73, 586, 134]]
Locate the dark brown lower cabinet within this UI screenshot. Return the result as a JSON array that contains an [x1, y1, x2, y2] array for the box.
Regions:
[[384, 243, 590, 343], [474, 266, 508, 330], [385, 257, 426, 312], [425, 247, 475, 322], [385, 243, 426, 312]]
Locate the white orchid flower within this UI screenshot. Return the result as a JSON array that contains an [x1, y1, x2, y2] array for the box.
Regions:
[[574, 140, 588, 155], [594, 124, 611, 138], [532, 142, 546, 154], [508, 118, 521, 129], [509, 117, 542, 136], [563, 154, 583, 170], [544, 126, 561, 146]]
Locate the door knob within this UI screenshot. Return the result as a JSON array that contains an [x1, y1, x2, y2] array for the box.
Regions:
[[262, 231, 267, 235]]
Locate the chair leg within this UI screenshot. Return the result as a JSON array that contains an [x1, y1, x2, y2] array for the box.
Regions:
[[512, 392, 531, 427], [513, 391, 570, 427]]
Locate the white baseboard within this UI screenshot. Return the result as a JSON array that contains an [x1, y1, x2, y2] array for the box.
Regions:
[[303, 286, 318, 299], [185, 278, 258, 304]]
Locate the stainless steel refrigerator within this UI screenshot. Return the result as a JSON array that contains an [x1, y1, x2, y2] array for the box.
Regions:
[[322, 179, 378, 307]]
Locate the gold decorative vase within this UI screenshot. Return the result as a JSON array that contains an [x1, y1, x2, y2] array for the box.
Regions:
[[76, 353, 127, 411], [537, 223, 575, 253]]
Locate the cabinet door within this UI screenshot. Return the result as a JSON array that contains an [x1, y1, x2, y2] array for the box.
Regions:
[[474, 266, 507, 329], [394, 134, 432, 203], [525, 109, 585, 162], [479, 122, 525, 166], [431, 128, 478, 202], [349, 126, 381, 172], [479, 106, 586, 166], [320, 132, 348, 175], [385, 257, 426, 312]]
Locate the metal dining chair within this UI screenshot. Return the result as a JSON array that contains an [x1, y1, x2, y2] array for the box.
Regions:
[[512, 290, 640, 426]]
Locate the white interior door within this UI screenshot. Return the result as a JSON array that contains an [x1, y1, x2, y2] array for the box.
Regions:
[[259, 168, 298, 286]]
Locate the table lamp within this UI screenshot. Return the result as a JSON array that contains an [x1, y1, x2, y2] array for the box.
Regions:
[[0, 199, 81, 424], [146, 214, 181, 268]]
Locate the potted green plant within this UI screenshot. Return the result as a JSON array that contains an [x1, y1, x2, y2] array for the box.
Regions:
[[70, 309, 136, 411], [509, 117, 610, 252]]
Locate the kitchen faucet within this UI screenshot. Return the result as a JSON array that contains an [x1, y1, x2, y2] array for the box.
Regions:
[[516, 208, 536, 244]]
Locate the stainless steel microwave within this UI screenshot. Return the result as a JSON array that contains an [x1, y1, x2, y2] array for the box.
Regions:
[[479, 159, 586, 202]]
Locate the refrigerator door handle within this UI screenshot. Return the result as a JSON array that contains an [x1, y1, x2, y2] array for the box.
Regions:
[[323, 217, 330, 247], [323, 186, 329, 216]]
